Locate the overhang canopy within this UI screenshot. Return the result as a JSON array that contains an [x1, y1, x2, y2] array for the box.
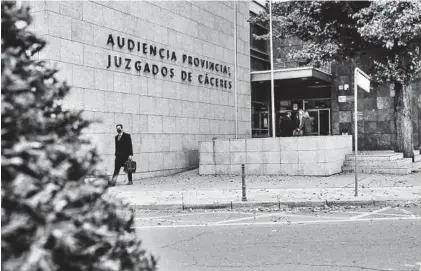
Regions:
[[251, 67, 332, 84]]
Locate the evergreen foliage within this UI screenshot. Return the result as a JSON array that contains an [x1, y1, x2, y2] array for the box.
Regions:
[[1, 2, 156, 270], [251, 1, 421, 85]]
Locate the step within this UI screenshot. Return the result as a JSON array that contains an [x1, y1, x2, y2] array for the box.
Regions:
[[412, 161, 421, 171], [414, 154, 421, 162], [355, 150, 420, 155], [345, 152, 403, 161], [342, 165, 412, 175], [344, 158, 413, 168]]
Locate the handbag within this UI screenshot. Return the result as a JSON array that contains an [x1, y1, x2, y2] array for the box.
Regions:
[[124, 159, 136, 173]]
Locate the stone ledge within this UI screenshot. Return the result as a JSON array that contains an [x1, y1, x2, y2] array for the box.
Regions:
[[199, 136, 353, 176]]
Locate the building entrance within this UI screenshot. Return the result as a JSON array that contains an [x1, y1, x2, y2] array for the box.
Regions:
[[307, 109, 331, 136], [250, 69, 333, 138], [277, 98, 331, 137]]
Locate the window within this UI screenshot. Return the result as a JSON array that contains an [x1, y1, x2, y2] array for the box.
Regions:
[[250, 23, 268, 53], [250, 12, 270, 71]]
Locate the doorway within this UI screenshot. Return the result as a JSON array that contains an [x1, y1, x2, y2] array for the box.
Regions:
[[277, 99, 331, 136], [306, 109, 331, 136]]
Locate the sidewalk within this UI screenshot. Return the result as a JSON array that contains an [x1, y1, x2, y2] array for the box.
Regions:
[[107, 169, 421, 209]]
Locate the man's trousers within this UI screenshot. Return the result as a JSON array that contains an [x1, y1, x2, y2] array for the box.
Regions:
[[112, 156, 132, 182]]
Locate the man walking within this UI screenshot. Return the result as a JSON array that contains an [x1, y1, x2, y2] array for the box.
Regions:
[[111, 124, 133, 186]]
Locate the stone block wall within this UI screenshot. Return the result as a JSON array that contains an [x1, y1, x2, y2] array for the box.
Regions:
[[331, 62, 421, 151], [26, 1, 252, 178], [199, 136, 353, 176]]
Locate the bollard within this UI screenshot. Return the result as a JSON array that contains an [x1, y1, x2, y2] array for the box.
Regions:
[[241, 164, 247, 202]]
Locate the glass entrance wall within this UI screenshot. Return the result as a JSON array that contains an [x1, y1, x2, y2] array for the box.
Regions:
[[319, 109, 331, 135], [251, 82, 271, 137], [251, 79, 332, 138], [252, 102, 270, 137], [252, 96, 333, 138], [277, 98, 331, 137], [307, 110, 319, 135]]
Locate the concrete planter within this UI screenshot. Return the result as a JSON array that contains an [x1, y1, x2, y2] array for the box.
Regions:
[[199, 135, 353, 176]]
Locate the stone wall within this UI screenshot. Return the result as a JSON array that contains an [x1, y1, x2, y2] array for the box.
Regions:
[[26, 1, 252, 178], [199, 136, 353, 176], [331, 62, 421, 151]]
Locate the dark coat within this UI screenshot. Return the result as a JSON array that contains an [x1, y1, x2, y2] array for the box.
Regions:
[[115, 132, 133, 159], [281, 116, 294, 137]]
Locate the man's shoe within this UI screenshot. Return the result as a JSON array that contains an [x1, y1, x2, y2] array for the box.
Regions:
[[127, 181, 133, 185]]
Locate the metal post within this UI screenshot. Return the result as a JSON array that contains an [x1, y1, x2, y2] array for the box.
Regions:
[[269, 0, 276, 138], [354, 69, 358, 197], [241, 164, 247, 201], [234, 0, 239, 139]]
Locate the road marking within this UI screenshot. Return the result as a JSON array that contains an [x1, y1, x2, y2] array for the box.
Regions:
[[139, 213, 360, 225], [134, 210, 258, 220], [331, 209, 414, 217], [405, 262, 421, 271], [136, 208, 413, 225], [135, 212, 223, 220], [350, 206, 391, 220], [281, 214, 350, 219], [138, 218, 208, 224], [133, 216, 421, 229], [356, 212, 412, 217], [212, 212, 286, 224], [396, 208, 416, 218]]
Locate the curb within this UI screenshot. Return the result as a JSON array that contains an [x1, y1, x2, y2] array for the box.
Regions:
[[128, 199, 421, 211]]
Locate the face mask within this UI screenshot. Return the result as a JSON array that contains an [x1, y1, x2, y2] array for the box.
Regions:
[[117, 128, 122, 133]]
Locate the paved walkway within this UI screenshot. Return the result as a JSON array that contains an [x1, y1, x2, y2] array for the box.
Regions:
[[108, 169, 421, 209]]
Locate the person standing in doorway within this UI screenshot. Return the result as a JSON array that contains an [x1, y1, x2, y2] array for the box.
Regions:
[[295, 109, 304, 130], [282, 111, 294, 137], [111, 124, 133, 186], [276, 114, 283, 137], [303, 111, 313, 136], [293, 109, 304, 136]]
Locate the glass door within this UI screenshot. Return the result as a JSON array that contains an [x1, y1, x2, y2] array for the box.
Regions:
[[319, 109, 331, 135], [252, 101, 270, 138], [307, 110, 320, 135], [306, 109, 331, 136], [276, 99, 331, 136]]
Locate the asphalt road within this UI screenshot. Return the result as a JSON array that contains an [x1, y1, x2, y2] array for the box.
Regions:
[[134, 205, 421, 271]]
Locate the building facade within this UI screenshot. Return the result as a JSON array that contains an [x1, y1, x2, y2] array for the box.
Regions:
[[27, 0, 420, 179], [27, 1, 252, 178], [249, 1, 421, 151]]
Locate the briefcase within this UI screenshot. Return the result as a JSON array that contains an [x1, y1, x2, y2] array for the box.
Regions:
[[124, 159, 136, 173], [293, 128, 303, 137]]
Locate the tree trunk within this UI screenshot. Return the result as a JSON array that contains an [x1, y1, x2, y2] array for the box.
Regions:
[[394, 82, 414, 158]]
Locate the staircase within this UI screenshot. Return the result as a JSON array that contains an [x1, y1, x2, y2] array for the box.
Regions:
[[342, 150, 421, 174]]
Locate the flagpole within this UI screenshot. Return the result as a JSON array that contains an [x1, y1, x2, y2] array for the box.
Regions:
[[234, 0, 238, 139], [269, 0, 276, 138], [354, 68, 358, 197]]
